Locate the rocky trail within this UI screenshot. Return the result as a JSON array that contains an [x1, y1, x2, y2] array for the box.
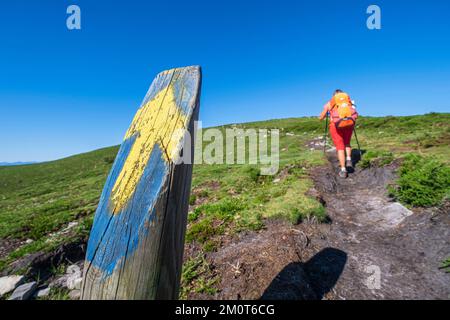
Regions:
[[191, 145, 450, 300], [309, 149, 450, 299]]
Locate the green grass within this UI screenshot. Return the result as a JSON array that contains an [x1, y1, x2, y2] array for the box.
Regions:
[[388, 154, 450, 207], [354, 113, 450, 162], [185, 117, 332, 254], [0, 146, 118, 271], [180, 253, 218, 299], [186, 198, 245, 248], [440, 258, 450, 273], [0, 113, 449, 280], [36, 286, 71, 300], [360, 150, 395, 169]]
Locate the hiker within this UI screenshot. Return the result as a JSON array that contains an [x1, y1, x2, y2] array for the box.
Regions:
[[319, 89, 358, 178]]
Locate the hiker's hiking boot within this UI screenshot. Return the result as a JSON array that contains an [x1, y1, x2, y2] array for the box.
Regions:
[[346, 159, 353, 169], [339, 168, 348, 179]]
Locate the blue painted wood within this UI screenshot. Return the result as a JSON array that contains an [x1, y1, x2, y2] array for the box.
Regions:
[[81, 66, 201, 300]]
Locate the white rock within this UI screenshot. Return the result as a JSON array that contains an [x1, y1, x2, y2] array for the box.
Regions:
[[0, 275, 24, 297], [361, 202, 413, 229], [69, 289, 81, 300], [67, 222, 78, 229], [273, 179, 281, 183], [66, 264, 81, 275], [36, 287, 50, 298], [378, 203, 413, 227], [49, 264, 82, 290], [8, 281, 37, 300], [67, 275, 83, 290], [315, 142, 324, 147], [49, 274, 68, 288], [25, 239, 34, 244], [286, 133, 295, 137]]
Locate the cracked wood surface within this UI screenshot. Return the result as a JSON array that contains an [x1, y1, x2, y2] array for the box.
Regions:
[[81, 66, 201, 300]]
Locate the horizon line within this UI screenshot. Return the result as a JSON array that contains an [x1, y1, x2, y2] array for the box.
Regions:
[[1, 112, 448, 164]]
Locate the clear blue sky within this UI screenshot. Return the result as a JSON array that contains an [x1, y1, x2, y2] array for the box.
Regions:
[[1, 0, 449, 162]]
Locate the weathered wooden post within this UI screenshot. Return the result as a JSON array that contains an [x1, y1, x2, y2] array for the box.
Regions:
[[81, 66, 201, 300]]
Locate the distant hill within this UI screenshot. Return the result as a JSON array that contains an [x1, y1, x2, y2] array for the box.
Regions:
[[0, 162, 37, 166]]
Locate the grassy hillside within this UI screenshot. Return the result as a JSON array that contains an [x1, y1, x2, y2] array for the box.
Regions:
[[0, 146, 118, 270], [0, 113, 449, 274]]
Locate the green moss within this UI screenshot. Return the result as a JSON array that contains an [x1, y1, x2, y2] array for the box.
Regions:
[[189, 194, 197, 206], [261, 179, 327, 224], [197, 190, 210, 198], [202, 199, 244, 219], [187, 210, 200, 223], [180, 253, 218, 299], [186, 218, 217, 244], [186, 199, 243, 241], [203, 239, 219, 252], [236, 210, 264, 231]]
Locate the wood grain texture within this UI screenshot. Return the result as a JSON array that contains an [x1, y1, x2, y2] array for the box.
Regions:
[[81, 66, 201, 300]]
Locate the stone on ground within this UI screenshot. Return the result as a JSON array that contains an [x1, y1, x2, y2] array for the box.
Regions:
[[69, 289, 81, 300], [362, 202, 413, 229], [67, 276, 82, 290], [35, 287, 51, 298], [0, 275, 24, 297], [66, 264, 82, 290], [66, 264, 81, 275], [8, 281, 37, 300], [380, 203, 413, 226]]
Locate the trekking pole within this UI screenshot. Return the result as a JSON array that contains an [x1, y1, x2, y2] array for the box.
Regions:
[[323, 112, 329, 153], [353, 126, 362, 159]]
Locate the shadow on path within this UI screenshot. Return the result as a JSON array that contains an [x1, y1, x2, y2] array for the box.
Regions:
[[260, 248, 347, 300]]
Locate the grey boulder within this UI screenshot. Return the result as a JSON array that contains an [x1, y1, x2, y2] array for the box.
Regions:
[[8, 281, 37, 300]]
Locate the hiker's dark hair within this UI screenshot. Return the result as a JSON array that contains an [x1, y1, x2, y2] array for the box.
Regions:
[[334, 89, 343, 95]]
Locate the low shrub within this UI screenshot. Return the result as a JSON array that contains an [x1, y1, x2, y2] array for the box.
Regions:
[[388, 154, 450, 207]]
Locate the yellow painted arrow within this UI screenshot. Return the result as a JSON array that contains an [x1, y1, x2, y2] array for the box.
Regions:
[[110, 84, 187, 214]]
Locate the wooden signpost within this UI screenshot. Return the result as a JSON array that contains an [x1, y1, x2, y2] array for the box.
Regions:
[[81, 66, 202, 300]]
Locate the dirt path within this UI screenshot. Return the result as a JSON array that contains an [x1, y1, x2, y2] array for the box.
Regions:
[[196, 147, 449, 300], [308, 149, 450, 299]]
